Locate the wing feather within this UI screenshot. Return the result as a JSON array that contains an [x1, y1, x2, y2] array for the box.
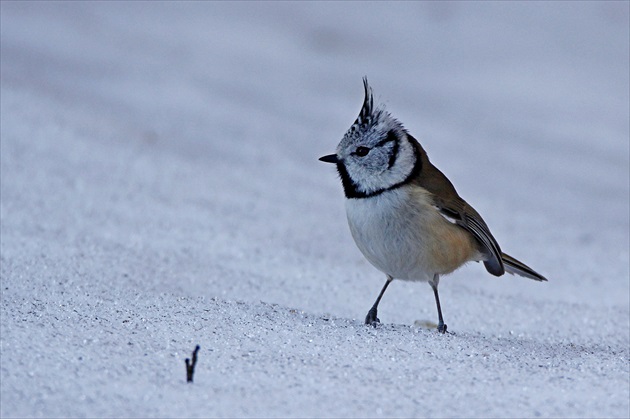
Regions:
[[407, 135, 504, 276]]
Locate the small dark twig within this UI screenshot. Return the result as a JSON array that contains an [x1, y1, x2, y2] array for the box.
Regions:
[[185, 345, 200, 383]]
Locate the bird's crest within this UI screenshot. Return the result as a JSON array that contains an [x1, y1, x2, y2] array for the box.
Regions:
[[355, 77, 374, 126]]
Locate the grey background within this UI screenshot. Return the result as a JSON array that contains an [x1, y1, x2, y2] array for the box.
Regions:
[[1, 2, 628, 417]]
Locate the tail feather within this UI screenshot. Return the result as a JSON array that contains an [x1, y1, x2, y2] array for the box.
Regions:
[[501, 253, 547, 282]]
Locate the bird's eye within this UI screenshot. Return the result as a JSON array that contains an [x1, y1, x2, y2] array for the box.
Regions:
[[354, 146, 370, 157]]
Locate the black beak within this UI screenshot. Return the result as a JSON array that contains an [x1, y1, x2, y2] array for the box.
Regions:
[[319, 154, 338, 164]]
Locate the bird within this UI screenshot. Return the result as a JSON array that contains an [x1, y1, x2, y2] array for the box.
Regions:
[[319, 77, 547, 333]]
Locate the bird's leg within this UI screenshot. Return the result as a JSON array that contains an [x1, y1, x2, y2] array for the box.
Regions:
[[430, 274, 447, 333], [365, 275, 393, 326]]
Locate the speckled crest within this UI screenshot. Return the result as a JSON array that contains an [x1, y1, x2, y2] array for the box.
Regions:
[[337, 78, 404, 155], [334, 78, 418, 198]]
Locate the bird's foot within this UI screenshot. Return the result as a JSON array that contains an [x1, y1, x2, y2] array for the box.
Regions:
[[364, 308, 380, 326], [437, 322, 448, 334]]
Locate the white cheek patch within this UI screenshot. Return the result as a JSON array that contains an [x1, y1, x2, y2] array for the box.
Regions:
[[378, 137, 415, 181], [345, 135, 418, 197]]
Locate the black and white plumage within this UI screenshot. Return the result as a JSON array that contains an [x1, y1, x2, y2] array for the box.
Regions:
[[320, 78, 547, 332]]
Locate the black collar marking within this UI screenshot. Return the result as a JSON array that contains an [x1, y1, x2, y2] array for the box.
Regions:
[[337, 138, 423, 199]]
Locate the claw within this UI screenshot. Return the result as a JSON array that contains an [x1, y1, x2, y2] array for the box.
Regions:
[[364, 307, 380, 326]]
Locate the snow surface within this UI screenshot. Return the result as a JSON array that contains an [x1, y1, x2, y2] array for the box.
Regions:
[[1, 1, 629, 418]]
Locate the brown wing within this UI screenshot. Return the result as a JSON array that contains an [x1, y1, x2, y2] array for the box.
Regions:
[[408, 135, 505, 276]]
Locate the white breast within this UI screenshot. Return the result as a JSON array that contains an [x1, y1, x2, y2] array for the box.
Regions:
[[345, 186, 480, 281]]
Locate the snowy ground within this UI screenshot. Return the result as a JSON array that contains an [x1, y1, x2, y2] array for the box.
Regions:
[[1, 2, 629, 418]]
